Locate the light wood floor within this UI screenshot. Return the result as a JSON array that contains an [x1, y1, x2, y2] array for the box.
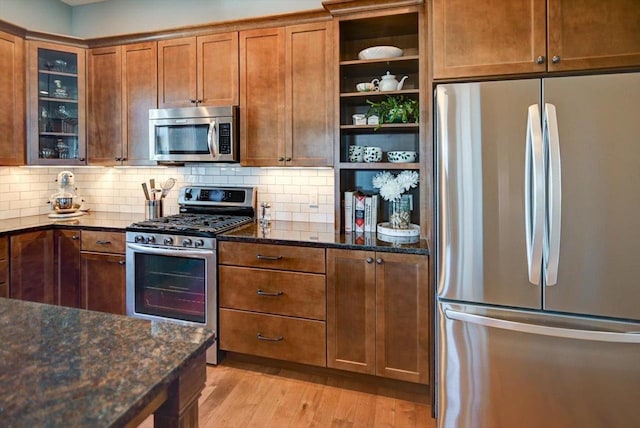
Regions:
[[139, 357, 436, 428]]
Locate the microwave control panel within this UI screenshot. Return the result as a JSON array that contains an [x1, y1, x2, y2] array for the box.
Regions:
[[219, 123, 231, 154]]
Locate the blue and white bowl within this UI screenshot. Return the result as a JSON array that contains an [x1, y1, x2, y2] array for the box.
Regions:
[[387, 151, 417, 163]]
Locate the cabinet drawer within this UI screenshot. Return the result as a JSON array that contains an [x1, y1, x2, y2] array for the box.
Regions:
[[219, 266, 325, 320], [219, 308, 326, 367], [219, 241, 325, 273], [81, 231, 125, 254]]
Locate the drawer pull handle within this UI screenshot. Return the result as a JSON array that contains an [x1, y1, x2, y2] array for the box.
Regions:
[[256, 254, 283, 261], [257, 289, 284, 297], [257, 333, 284, 342], [96, 240, 111, 245]]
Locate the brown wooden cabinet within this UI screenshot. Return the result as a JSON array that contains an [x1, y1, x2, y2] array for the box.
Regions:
[[0, 30, 25, 166], [88, 42, 157, 166], [327, 248, 429, 384], [158, 32, 238, 108], [433, 0, 640, 79], [10, 230, 55, 304], [0, 237, 9, 298], [218, 241, 327, 367], [54, 229, 81, 308], [239, 22, 333, 167], [26, 41, 86, 165], [80, 230, 126, 315]]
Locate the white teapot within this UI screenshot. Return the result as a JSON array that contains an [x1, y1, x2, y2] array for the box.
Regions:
[[374, 71, 409, 92]]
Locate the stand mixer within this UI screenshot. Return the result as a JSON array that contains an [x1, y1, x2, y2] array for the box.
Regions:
[[48, 171, 84, 218]]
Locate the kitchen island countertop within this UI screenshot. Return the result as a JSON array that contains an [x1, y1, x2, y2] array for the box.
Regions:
[[0, 297, 215, 427]]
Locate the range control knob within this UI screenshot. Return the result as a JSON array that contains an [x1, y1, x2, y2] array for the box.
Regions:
[[194, 239, 205, 248], [163, 237, 174, 245], [134, 235, 145, 243], [182, 238, 193, 247], [146, 236, 156, 244]]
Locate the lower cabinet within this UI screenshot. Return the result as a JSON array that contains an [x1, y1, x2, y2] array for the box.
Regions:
[[0, 237, 9, 298], [327, 248, 429, 384], [54, 229, 81, 308], [80, 230, 126, 315], [218, 241, 327, 366], [10, 230, 55, 304]]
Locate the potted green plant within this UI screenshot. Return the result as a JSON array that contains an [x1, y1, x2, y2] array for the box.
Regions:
[[366, 95, 418, 129]]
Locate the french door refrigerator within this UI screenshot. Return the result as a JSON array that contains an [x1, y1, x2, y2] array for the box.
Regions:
[[435, 72, 640, 428]]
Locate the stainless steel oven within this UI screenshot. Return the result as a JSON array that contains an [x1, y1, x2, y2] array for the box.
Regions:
[[125, 186, 255, 365], [126, 235, 217, 362]]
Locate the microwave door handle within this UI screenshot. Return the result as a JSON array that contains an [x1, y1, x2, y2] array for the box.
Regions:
[[208, 120, 218, 159]]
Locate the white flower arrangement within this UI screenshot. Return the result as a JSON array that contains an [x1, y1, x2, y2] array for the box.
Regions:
[[372, 170, 419, 201]]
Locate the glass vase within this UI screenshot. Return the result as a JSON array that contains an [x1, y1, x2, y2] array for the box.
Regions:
[[389, 197, 411, 229]]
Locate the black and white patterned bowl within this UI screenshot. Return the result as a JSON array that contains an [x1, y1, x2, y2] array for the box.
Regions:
[[387, 151, 417, 163]]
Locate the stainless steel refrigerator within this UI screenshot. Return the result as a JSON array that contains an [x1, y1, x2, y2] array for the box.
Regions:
[[435, 72, 640, 428]]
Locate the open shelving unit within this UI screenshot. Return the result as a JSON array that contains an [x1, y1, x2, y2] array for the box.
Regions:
[[333, 7, 427, 236]]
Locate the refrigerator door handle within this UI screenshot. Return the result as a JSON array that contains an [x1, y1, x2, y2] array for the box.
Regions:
[[445, 309, 640, 343], [525, 104, 545, 285], [436, 87, 451, 290], [544, 103, 562, 286]]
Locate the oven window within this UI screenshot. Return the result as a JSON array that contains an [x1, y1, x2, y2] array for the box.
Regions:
[[155, 124, 210, 154], [134, 253, 206, 323]]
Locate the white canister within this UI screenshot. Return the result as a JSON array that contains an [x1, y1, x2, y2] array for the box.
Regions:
[[364, 146, 382, 162], [348, 145, 364, 162], [352, 114, 367, 125]]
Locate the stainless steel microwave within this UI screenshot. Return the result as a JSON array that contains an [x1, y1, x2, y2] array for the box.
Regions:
[[149, 106, 238, 163]]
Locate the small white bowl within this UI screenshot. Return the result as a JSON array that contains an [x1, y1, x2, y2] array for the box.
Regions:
[[358, 46, 404, 60], [356, 82, 377, 92], [387, 151, 417, 163]]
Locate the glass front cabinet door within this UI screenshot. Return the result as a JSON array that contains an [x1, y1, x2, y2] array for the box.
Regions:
[[27, 41, 86, 164]]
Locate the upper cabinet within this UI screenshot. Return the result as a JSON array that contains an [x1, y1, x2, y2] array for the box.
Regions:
[[0, 30, 25, 166], [26, 41, 86, 165], [239, 21, 333, 167], [433, 0, 640, 79], [88, 42, 157, 166], [158, 32, 239, 108]]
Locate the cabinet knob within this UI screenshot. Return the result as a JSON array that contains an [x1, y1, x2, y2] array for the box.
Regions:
[[189, 99, 197, 104], [376, 258, 383, 265], [115, 157, 121, 161], [366, 257, 373, 264], [552, 55, 561, 64], [121, 157, 127, 161], [118, 260, 126, 265], [78, 157, 85, 161], [285, 157, 292, 162], [535, 55, 545, 64], [278, 157, 285, 162], [71, 235, 79, 240]]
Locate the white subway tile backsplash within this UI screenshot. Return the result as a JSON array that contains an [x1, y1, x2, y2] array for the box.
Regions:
[[0, 165, 335, 225]]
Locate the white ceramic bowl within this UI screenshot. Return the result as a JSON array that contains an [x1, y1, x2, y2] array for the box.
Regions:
[[358, 46, 404, 60], [356, 82, 377, 92], [387, 150, 417, 163]]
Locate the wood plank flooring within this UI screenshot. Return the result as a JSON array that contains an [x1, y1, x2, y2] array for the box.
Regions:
[[139, 357, 436, 428]]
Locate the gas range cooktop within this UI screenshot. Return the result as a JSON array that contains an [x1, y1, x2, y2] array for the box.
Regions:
[[128, 213, 253, 236]]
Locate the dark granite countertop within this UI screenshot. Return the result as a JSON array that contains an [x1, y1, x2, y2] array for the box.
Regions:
[[220, 221, 430, 255], [0, 214, 429, 255], [0, 298, 215, 427], [0, 211, 145, 236]]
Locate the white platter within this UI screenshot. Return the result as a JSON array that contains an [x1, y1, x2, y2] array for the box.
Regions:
[[358, 46, 404, 60]]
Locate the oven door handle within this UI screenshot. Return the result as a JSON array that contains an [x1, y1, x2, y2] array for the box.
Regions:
[[127, 243, 213, 258]]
